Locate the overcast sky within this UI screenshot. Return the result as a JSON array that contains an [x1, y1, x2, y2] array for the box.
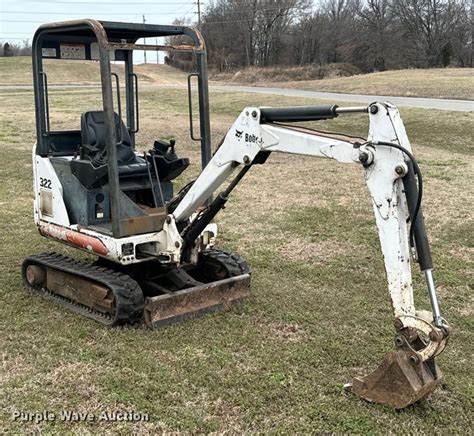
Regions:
[[0, 0, 200, 63]]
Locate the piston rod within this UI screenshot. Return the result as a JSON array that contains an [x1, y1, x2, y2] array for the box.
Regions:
[[425, 269, 443, 327], [335, 106, 369, 114]]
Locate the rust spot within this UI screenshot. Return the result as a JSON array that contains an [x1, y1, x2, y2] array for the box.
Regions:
[[66, 232, 109, 256], [39, 223, 108, 256], [144, 275, 251, 328], [350, 349, 442, 409]]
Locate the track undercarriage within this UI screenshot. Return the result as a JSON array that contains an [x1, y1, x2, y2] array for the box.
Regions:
[[22, 249, 251, 327]]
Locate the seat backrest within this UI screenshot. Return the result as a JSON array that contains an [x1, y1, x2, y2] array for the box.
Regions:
[[80, 111, 135, 164]]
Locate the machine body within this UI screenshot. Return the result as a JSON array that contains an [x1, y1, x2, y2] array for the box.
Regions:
[[24, 19, 449, 409]]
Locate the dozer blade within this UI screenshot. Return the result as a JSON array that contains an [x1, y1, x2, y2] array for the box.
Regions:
[[349, 350, 442, 409], [144, 274, 251, 328]]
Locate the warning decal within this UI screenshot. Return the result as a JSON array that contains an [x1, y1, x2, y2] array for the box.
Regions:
[[60, 44, 86, 60]]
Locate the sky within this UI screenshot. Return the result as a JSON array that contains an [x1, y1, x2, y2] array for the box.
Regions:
[[0, 0, 201, 63]]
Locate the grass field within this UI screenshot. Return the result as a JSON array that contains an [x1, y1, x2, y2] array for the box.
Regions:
[[2, 57, 473, 101], [0, 82, 473, 433], [212, 66, 474, 101], [0, 57, 186, 85]]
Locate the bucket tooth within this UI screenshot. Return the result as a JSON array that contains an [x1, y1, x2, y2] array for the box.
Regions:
[[349, 350, 442, 409]]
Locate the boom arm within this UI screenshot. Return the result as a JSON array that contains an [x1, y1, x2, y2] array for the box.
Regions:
[[173, 102, 449, 407], [175, 102, 441, 323]]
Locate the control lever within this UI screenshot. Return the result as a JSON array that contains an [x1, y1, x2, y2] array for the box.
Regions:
[[153, 139, 176, 159]]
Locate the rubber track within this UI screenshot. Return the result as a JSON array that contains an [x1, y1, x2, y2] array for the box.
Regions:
[[200, 249, 251, 277], [22, 252, 144, 326]]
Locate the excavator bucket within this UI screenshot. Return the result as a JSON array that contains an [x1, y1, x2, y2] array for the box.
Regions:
[[349, 350, 442, 409], [144, 274, 251, 328]]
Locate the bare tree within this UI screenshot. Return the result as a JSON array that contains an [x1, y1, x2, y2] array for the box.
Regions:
[[449, 0, 473, 66], [203, 0, 311, 69], [355, 0, 394, 70], [392, 0, 467, 66], [0, 40, 31, 57], [319, 0, 359, 63], [164, 17, 197, 71], [192, 0, 471, 71]]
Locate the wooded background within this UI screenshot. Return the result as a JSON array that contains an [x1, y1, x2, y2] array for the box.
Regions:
[[168, 0, 473, 72], [2, 1, 472, 72]]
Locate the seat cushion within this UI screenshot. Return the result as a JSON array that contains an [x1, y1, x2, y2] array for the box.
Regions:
[[118, 157, 150, 178], [80, 111, 136, 164], [70, 155, 150, 189]]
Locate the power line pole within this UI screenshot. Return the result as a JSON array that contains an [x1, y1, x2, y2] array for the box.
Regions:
[[197, 0, 201, 29], [156, 37, 159, 64], [143, 14, 147, 64]]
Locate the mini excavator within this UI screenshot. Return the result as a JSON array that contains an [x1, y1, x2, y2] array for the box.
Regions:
[[24, 20, 450, 409]]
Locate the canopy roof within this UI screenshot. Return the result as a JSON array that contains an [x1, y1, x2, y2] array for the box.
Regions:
[[33, 19, 204, 52]]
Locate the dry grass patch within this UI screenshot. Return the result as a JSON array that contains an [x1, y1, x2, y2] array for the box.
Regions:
[[266, 321, 307, 343], [213, 66, 474, 100], [277, 236, 359, 263], [207, 397, 243, 432], [456, 294, 474, 317], [409, 147, 474, 238], [449, 246, 474, 263], [134, 63, 187, 85], [211, 63, 361, 83], [0, 354, 35, 385], [280, 68, 474, 100], [0, 57, 186, 86], [44, 362, 103, 401]]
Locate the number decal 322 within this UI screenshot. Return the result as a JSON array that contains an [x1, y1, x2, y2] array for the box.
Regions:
[[39, 177, 52, 189]]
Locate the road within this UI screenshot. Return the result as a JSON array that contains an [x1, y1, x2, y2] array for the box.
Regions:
[[211, 85, 474, 112], [1, 83, 472, 111]]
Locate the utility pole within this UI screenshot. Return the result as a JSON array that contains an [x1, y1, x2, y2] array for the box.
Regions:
[[197, 0, 201, 30], [143, 14, 147, 64]]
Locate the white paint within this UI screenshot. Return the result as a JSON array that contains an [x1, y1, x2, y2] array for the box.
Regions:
[[174, 102, 420, 320], [173, 108, 266, 222], [34, 154, 70, 226]]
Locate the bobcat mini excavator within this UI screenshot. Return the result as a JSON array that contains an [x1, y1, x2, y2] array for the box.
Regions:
[[24, 20, 449, 409]]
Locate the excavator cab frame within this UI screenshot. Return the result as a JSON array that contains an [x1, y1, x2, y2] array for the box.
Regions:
[[32, 19, 212, 238], [28, 20, 251, 335]]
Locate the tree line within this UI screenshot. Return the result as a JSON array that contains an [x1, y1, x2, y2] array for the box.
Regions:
[[0, 41, 32, 57], [196, 0, 473, 72], [3, 1, 472, 72]]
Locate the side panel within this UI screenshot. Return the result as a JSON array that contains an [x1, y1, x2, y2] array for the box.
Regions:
[[36, 220, 182, 266], [33, 150, 70, 226]]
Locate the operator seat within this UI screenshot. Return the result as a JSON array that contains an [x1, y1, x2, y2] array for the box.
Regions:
[[80, 110, 145, 168], [71, 111, 149, 188]]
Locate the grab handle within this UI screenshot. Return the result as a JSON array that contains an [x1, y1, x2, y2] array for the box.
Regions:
[[187, 73, 201, 141]]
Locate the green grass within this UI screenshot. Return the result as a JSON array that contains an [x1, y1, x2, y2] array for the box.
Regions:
[[0, 87, 473, 433]]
